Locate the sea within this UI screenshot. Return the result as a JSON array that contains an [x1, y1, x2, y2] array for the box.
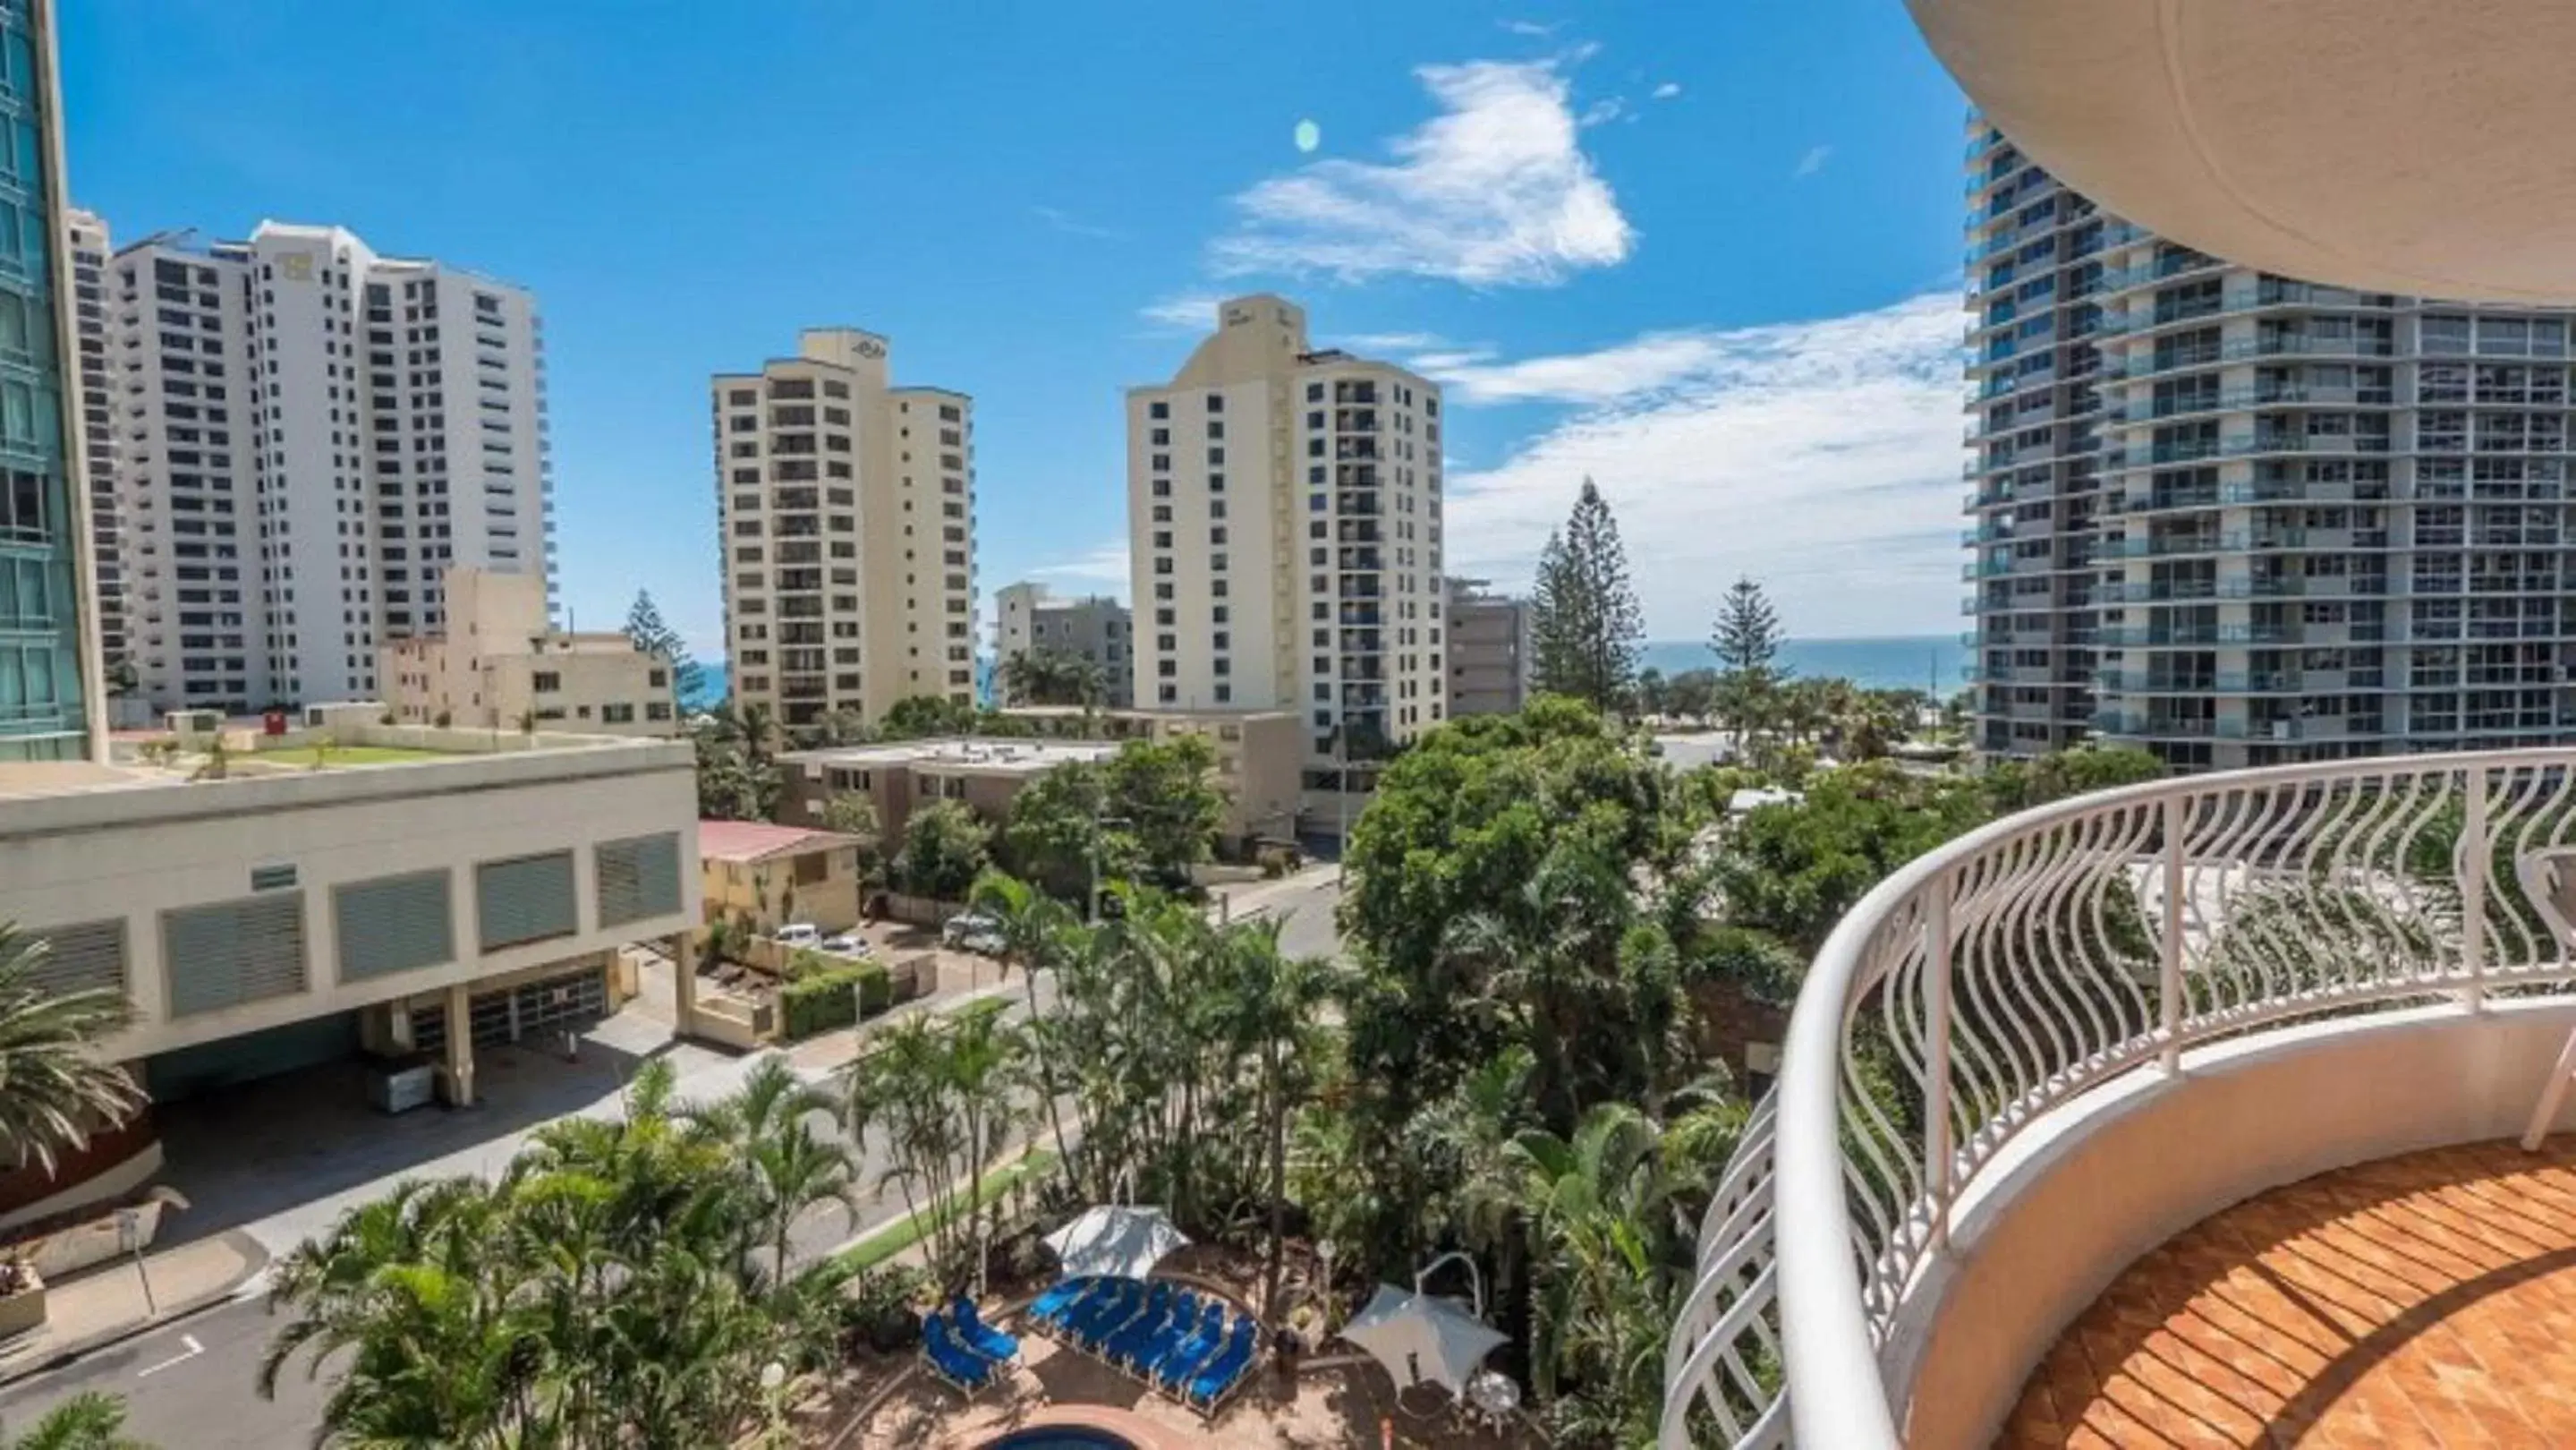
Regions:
[[1645, 635, 1965, 695], [683, 635, 1964, 713]]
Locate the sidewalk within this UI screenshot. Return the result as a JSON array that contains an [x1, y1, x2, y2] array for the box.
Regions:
[[0, 1230, 268, 1384]]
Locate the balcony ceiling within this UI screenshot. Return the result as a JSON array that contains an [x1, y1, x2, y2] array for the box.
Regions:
[[1915, 0, 2576, 303]]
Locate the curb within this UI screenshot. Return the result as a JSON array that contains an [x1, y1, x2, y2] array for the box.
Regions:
[[0, 1230, 273, 1386]]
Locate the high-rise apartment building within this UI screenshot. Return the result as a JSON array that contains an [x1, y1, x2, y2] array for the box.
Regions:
[[1125, 295, 1445, 767], [65, 209, 125, 708], [0, 0, 100, 762], [1966, 116, 2576, 770], [1444, 577, 1531, 718], [96, 220, 553, 713], [713, 328, 976, 731], [994, 581, 1131, 708]]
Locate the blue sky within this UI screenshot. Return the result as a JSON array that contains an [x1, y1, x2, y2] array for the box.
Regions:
[[61, 1, 1970, 657]]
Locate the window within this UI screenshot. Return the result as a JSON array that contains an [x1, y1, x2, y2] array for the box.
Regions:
[[164, 894, 308, 1015], [596, 833, 683, 926], [335, 871, 455, 981]]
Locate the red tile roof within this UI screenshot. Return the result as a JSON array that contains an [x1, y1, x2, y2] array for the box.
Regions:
[[696, 819, 852, 864]]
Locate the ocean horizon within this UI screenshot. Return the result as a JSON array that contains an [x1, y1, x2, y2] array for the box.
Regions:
[[682, 633, 1963, 713]]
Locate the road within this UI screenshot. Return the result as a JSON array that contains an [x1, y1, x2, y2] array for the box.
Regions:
[[0, 876, 1341, 1440]]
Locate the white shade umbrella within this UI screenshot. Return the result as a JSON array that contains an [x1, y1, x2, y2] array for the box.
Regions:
[[1339, 1283, 1509, 1398], [1042, 1205, 1190, 1282]]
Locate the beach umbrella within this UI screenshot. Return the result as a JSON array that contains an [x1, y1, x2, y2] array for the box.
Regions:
[[1042, 1205, 1190, 1281], [1339, 1283, 1509, 1398]]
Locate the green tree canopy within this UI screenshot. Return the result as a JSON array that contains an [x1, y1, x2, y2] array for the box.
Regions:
[[623, 589, 702, 712], [1529, 479, 1644, 713], [1710, 576, 1789, 747], [893, 799, 992, 900], [877, 695, 978, 740]]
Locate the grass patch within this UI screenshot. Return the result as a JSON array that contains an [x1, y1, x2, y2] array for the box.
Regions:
[[251, 745, 452, 768], [840, 1148, 1060, 1271]]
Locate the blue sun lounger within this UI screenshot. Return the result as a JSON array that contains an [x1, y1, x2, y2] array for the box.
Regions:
[[1179, 1320, 1261, 1415], [1099, 1290, 1179, 1373], [1060, 1278, 1143, 1349], [950, 1294, 1020, 1363], [920, 1313, 1002, 1397], [1028, 1275, 1099, 1326], [1153, 1302, 1231, 1390]]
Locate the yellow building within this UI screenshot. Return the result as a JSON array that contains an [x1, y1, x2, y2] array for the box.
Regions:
[[696, 819, 866, 934]]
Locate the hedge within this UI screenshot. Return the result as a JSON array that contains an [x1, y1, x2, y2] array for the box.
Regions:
[[778, 961, 891, 1040]]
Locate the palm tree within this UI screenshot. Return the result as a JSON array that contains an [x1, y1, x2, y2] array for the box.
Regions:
[[940, 1002, 1029, 1295], [688, 1055, 853, 1279], [3, 1392, 150, 1450], [1509, 1102, 1690, 1442], [969, 873, 1080, 1177], [1218, 921, 1339, 1330], [0, 926, 142, 1176]]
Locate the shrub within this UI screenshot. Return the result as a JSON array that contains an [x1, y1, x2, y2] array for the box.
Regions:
[[778, 961, 891, 1040], [837, 1262, 930, 1354]]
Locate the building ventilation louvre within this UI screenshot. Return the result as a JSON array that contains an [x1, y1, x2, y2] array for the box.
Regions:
[[165, 894, 308, 1016], [595, 832, 683, 927], [27, 919, 129, 999], [475, 851, 578, 951], [335, 870, 455, 982]]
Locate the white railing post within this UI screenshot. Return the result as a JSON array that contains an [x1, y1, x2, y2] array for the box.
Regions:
[[2160, 793, 2187, 1071], [2462, 764, 2490, 1011], [1923, 877, 1954, 1253]]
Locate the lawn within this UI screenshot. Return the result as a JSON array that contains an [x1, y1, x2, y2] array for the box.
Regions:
[[247, 745, 452, 768], [840, 1149, 1061, 1271]]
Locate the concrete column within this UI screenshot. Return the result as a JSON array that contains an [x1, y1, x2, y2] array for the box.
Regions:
[[671, 931, 701, 1040], [438, 983, 476, 1107]]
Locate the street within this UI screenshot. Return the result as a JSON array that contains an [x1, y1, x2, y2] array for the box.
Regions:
[[0, 868, 1342, 1442]]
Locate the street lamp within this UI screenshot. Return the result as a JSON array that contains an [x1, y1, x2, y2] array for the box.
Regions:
[[1087, 809, 1133, 925]]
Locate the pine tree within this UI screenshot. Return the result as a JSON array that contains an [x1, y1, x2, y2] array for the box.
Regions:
[[1710, 576, 1790, 750], [1529, 478, 1645, 712], [624, 590, 705, 711]]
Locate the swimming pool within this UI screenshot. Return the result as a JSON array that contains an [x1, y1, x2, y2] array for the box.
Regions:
[[976, 1430, 1138, 1450]]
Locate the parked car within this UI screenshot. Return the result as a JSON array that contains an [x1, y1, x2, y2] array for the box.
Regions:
[[941, 910, 1005, 954], [819, 931, 871, 959], [776, 923, 821, 948]]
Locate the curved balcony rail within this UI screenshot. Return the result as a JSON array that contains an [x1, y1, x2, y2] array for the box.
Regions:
[[1661, 748, 2576, 1448]]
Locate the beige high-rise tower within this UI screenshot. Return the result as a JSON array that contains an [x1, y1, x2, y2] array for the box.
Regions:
[[713, 328, 975, 731], [1125, 295, 1445, 772]]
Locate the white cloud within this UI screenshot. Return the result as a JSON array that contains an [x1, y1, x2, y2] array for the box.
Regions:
[[1793, 144, 1833, 179], [1029, 540, 1133, 595], [1138, 293, 1220, 330], [1651, 81, 1683, 100], [1498, 19, 1558, 37], [1211, 57, 1633, 286], [1033, 204, 1120, 239], [1577, 97, 1628, 128], [1441, 293, 1966, 639]]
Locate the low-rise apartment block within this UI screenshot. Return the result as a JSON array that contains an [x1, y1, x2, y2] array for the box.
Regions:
[[380, 567, 675, 736], [696, 819, 866, 934], [777, 736, 1117, 845]]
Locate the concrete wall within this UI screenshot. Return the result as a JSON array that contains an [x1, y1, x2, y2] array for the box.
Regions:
[[0, 738, 698, 1064], [1893, 997, 2576, 1450]]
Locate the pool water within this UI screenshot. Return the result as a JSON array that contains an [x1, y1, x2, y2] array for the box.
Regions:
[[976, 1431, 1138, 1450]]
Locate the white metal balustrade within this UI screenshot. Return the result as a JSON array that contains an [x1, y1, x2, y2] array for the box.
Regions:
[[1660, 748, 2576, 1448]]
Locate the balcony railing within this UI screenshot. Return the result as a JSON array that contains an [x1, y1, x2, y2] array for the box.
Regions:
[[1661, 748, 2576, 1448]]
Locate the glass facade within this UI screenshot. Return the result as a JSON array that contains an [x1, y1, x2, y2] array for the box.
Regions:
[[0, 0, 84, 761]]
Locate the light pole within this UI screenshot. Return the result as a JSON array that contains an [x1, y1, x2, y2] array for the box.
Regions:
[[1087, 808, 1133, 925]]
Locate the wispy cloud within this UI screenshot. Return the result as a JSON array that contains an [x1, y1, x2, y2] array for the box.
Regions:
[[1651, 81, 1683, 100], [1440, 293, 1966, 639], [1029, 539, 1133, 593], [1793, 144, 1833, 179], [1137, 292, 1221, 331], [1211, 56, 1633, 287], [1332, 330, 1450, 352], [1578, 97, 1628, 128], [1498, 19, 1557, 37], [1033, 204, 1121, 239]]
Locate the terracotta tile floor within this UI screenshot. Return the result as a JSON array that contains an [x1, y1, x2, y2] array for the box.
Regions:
[[2001, 1137, 2576, 1448]]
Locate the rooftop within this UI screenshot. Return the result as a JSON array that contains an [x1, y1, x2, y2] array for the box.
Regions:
[[696, 819, 859, 865], [785, 736, 1118, 776]]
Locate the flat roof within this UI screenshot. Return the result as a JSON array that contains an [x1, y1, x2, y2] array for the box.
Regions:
[[785, 736, 1117, 776]]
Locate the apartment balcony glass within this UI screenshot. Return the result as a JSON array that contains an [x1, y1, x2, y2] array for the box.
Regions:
[[1662, 749, 2576, 1449]]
